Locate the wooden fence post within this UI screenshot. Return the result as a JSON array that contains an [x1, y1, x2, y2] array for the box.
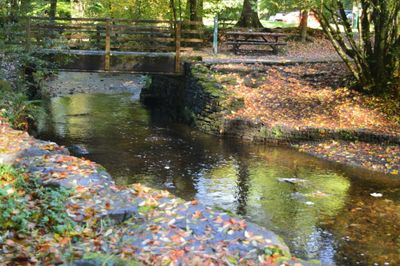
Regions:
[[213, 16, 218, 54], [96, 25, 101, 49], [26, 17, 31, 52], [105, 19, 111, 71], [175, 21, 181, 73]]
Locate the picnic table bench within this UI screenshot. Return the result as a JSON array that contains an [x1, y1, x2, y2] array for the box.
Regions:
[[225, 31, 288, 54]]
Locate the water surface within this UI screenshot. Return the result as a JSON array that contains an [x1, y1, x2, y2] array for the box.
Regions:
[[37, 93, 400, 265]]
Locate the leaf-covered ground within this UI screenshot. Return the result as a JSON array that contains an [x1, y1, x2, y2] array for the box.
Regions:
[[298, 140, 400, 175], [210, 63, 400, 175], [190, 35, 341, 63], [213, 63, 399, 135], [1, 122, 302, 265]]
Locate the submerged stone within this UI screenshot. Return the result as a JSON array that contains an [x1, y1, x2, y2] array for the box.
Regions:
[[278, 178, 308, 184], [68, 145, 90, 156]]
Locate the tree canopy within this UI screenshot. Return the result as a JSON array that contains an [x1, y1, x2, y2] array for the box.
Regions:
[[314, 0, 399, 94]]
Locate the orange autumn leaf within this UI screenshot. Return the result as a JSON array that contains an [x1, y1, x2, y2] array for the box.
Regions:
[[170, 234, 183, 243], [192, 210, 202, 219], [59, 237, 71, 246], [169, 249, 185, 260]]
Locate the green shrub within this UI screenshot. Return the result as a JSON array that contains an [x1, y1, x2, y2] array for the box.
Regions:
[[0, 165, 75, 234], [0, 81, 42, 130]]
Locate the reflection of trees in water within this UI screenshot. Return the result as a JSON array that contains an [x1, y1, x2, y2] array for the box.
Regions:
[[43, 94, 399, 263], [219, 141, 252, 216], [235, 159, 250, 215]]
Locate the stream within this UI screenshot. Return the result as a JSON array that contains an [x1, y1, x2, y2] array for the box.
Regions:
[[36, 92, 400, 265]]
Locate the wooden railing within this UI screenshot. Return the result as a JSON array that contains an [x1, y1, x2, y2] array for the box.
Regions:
[[1, 17, 206, 73]]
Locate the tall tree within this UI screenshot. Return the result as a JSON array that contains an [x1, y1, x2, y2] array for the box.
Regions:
[[20, 0, 32, 16], [49, 0, 57, 19], [187, 0, 203, 22], [299, 9, 309, 42], [170, 0, 177, 21], [9, 0, 19, 19], [236, 0, 263, 28], [314, 0, 400, 94]]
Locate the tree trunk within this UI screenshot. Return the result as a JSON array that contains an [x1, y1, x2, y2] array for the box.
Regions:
[[9, 0, 19, 19], [299, 10, 308, 42], [197, 0, 203, 22], [314, 0, 400, 94], [20, 0, 32, 15], [236, 0, 263, 28], [170, 0, 177, 22], [187, 0, 202, 22], [49, 0, 57, 20], [177, 0, 182, 20], [186, 0, 203, 29]]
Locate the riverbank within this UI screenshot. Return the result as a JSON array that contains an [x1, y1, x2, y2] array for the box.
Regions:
[[165, 62, 400, 177], [0, 121, 299, 265]]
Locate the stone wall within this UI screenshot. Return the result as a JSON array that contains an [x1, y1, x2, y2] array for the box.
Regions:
[[141, 63, 227, 135]]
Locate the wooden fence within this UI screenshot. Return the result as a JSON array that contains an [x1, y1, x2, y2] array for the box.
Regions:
[[0, 17, 206, 73]]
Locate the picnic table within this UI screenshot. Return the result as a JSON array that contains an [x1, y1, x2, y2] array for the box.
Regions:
[[225, 31, 288, 54]]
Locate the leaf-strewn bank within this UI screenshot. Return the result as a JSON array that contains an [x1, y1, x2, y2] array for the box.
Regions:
[[0, 121, 302, 265], [147, 62, 399, 176], [211, 63, 400, 176]]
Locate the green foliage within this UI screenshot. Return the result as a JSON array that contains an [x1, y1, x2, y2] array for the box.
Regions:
[[0, 84, 42, 130], [315, 0, 400, 95], [0, 165, 75, 234], [29, 0, 72, 17], [259, 126, 286, 139], [182, 106, 196, 124], [204, 0, 242, 21], [0, 20, 55, 129], [260, 0, 352, 16], [0, 0, 71, 17], [0, 80, 12, 91], [85, 0, 172, 20], [271, 126, 285, 138], [264, 246, 284, 257], [138, 205, 156, 214], [213, 206, 237, 217], [82, 252, 142, 266]]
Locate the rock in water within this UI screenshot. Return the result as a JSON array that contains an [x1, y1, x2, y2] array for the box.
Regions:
[[68, 145, 90, 156], [277, 178, 307, 184]]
